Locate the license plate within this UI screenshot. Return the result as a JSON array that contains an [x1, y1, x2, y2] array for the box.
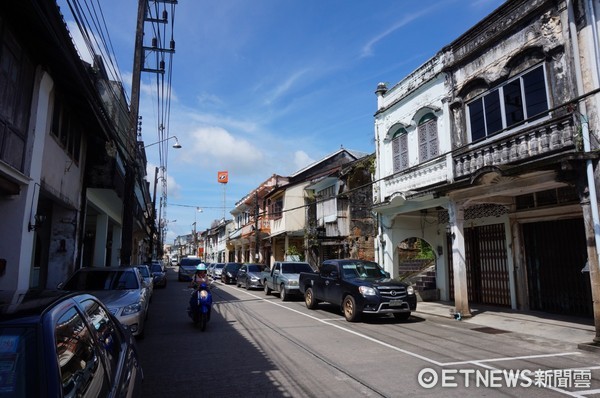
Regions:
[[389, 300, 403, 307]]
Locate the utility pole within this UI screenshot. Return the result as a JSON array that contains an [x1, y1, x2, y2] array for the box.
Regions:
[[121, 0, 177, 265], [120, 0, 146, 266], [148, 166, 159, 260], [254, 191, 259, 262]]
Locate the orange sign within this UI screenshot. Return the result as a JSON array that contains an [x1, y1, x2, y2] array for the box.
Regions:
[[217, 171, 228, 184]]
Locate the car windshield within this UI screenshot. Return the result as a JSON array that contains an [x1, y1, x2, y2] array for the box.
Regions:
[[215, 264, 225, 270], [0, 326, 37, 397], [281, 263, 313, 273], [150, 264, 163, 272], [180, 258, 202, 267], [137, 266, 150, 277], [247, 265, 265, 272], [63, 270, 140, 290], [341, 262, 387, 278]]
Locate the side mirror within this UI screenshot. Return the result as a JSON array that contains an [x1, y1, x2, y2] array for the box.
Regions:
[[57, 282, 64, 289], [330, 271, 339, 279], [385, 272, 390, 278]]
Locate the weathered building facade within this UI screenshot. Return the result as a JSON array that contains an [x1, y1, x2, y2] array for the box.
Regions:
[[304, 154, 376, 265], [0, 1, 157, 291], [373, 0, 600, 335], [264, 148, 369, 268], [229, 175, 287, 264]]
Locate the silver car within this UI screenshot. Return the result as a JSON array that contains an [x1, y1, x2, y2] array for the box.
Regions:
[[60, 267, 150, 338], [236, 263, 267, 289], [136, 264, 154, 302]]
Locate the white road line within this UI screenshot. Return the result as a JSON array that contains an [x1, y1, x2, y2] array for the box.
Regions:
[[229, 286, 586, 368], [443, 352, 582, 366]]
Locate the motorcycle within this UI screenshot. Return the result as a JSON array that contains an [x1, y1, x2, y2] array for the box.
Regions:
[[187, 283, 212, 331]]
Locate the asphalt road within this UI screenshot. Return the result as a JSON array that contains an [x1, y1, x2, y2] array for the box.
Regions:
[[135, 266, 600, 397]]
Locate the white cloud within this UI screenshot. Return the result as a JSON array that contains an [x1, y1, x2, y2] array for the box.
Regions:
[[264, 68, 311, 105], [293, 150, 315, 172], [145, 163, 182, 199], [196, 92, 224, 107], [361, 5, 442, 58], [179, 126, 264, 174]]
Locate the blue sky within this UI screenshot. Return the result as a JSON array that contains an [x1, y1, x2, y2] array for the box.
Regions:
[[58, 0, 505, 242]]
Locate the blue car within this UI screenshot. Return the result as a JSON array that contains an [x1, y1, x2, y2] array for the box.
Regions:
[[0, 289, 144, 397]]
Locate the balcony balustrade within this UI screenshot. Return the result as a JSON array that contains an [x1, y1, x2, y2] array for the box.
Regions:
[[454, 115, 576, 178]]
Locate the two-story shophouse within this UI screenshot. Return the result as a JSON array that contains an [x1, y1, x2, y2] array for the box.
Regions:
[[203, 218, 234, 263], [229, 175, 287, 264], [373, 0, 600, 332], [304, 154, 377, 265], [264, 148, 369, 268], [0, 1, 156, 291]]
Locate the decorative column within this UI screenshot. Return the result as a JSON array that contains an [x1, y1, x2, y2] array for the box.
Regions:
[[448, 200, 471, 317]]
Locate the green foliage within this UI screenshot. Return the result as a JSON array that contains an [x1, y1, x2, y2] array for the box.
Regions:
[[414, 239, 435, 260]]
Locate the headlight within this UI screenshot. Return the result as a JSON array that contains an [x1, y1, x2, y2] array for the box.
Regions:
[[250, 276, 259, 281], [406, 285, 415, 295], [288, 280, 298, 286], [359, 286, 377, 296], [122, 303, 142, 315]]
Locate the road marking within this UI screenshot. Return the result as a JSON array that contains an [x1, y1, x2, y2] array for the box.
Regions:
[[226, 285, 587, 371]]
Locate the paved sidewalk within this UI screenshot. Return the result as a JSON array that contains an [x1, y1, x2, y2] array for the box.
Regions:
[[415, 301, 599, 352]]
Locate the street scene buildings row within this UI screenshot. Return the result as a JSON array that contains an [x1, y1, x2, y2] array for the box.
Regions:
[[174, 0, 599, 329], [1, 0, 598, 333]]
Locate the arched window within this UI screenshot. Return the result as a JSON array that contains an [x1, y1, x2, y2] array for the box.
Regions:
[[392, 127, 408, 172], [418, 113, 438, 162]]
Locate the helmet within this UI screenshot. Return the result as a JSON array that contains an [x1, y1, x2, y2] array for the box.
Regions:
[[196, 264, 207, 271]]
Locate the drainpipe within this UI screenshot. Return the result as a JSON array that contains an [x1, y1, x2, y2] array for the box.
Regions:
[[568, 0, 600, 343], [374, 83, 388, 267]]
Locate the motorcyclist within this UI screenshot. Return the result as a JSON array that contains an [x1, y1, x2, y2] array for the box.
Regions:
[[190, 263, 209, 288], [189, 263, 211, 321]]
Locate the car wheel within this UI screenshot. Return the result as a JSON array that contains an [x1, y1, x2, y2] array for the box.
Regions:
[[343, 295, 360, 322], [280, 284, 288, 301], [305, 287, 318, 309], [393, 312, 411, 321], [236, 280, 241, 287], [264, 283, 271, 295], [245, 280, 250, 290]]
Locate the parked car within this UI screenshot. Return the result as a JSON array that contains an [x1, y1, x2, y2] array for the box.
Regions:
[[221, 262, 242, 284], [298, 259, 417, 322], [212, 263, 225, 279], [59, 267, 150, 338], [206, 263, 216, 277], [149, 261, 168, 288], [237, 263, 267, 289], [0, 289, 144, 397], [178, 257, 203, 281], [170, 257, 178, 266], [136, 264, 154, 301], [263, 261, 314, 301]]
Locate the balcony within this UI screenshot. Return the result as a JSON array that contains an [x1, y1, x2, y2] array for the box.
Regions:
[[454, 115, 576, 178], [382, 156, 449, 200]]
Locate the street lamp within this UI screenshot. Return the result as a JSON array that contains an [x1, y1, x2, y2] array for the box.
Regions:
[[142, 135, 182, 149]]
